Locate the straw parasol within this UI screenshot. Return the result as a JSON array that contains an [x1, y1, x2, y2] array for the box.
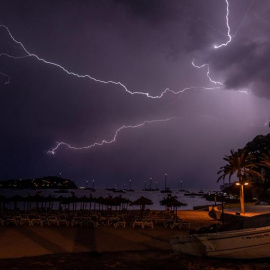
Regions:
[[131, 196, 153, 216], [160, 194, 187, 215]]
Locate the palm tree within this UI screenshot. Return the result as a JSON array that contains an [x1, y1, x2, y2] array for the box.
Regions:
[[217, 149, 262, 214], [259, 152, 270, 186], [260, 152, 270, 169]]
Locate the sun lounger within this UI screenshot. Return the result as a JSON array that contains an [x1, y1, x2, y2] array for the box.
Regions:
[[71, 217, 82, 227], [114, 218, 126, 228], [6, 216, 18, 226], [133, 218, 144, 229], [57, 215, 69, 226], [143, 219, 154, 229], [29, 215, 42, 226], [47, 215, 58, 226], [19, 214, 31, 225]]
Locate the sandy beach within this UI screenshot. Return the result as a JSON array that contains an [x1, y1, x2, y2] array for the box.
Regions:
[[1, 210, 270, 269]]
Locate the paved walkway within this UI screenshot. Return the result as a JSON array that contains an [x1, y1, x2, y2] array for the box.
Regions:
[[224, 205, 270, 217]]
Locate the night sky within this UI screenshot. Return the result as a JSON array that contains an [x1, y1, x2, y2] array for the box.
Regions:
[[0, 0, 269, 190]]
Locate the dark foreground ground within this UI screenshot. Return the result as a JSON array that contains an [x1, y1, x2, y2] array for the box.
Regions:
[[1, 251, 270, 270]]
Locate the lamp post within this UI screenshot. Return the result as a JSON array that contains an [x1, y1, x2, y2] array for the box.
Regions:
[[235, 181, 249, 214], [129, 179, 132, 190]]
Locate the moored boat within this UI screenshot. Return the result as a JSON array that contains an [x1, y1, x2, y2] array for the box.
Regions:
[[170, 213, 270, 259], [198, 226, 270, 259], [170, 234, 206, 257]]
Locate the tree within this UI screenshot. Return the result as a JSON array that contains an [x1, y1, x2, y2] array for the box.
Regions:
[[217, 149, 262, 213], [244, 134, 270, 185], [260, 152, 270, 170]]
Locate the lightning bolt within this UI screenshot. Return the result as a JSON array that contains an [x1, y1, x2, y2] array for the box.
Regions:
[[0, 24, 220, 99], [232, 0, 254, 38], [191, 60, 223, 86], [0, 0, 250, 155], [48, 117, 175, 155], [214, 0, 231, 49]]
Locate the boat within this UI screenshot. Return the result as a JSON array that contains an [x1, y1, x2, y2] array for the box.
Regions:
[[170, 234, 206, 257], [170, 213, 270, 259]]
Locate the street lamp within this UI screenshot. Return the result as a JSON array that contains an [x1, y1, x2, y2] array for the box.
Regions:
[[235, 181, 249, 214]]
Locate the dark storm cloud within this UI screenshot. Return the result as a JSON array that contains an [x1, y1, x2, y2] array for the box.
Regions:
[[212, 40, 270, 98], [198, 0, 270, 98], [0, 0, 269, 189]]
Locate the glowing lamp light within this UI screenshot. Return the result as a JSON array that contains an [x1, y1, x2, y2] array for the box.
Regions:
[[235, 182, 249, 186]]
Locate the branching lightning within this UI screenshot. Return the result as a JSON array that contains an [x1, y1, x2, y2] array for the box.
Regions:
[[191, 60, 223, 86], [232, 0, 254, 38], [214, 0, 232, 49], [0, 0, 251, 154], [48, 118, 175, 155], [0, 24, 220, 99]]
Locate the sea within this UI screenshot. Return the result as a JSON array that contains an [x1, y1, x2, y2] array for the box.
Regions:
[[0, 189, 215, 211]]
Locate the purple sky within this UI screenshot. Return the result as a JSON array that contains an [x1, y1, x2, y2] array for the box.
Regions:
[[0, 0, 269, 189]]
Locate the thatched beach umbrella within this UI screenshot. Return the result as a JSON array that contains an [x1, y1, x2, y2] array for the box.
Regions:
[[160, 194, 187, 215], [45, 195, 56, 211], [115, 196, 131, 210], [61, 196, 71, 210], [31, 193, 44, 210], [10, 195, 24, 211], [86, 195, 96, 210], [103, 195, 121, 211], [131, 196, 153, 216], [0, 195, 8, 212]]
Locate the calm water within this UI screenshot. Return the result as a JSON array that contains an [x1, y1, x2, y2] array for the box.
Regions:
[[0, 189, 214, 211]]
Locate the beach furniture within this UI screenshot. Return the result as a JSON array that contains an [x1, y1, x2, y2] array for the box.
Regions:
[[40, 214, 49, 226], [6, 215, 18, 226], [132, 217, 144, 229], [29, 214, 43, 226], [47, 215, 58, 226], [143, 218, 154, 229], [99, 215, 107, 226], [80, 216, 92, 227], [114, 216, 126, 228], [169, 216, 190, 230], [71, 216, 82, 227], [88, 215, 99, 227], [108, 216, 119, 227], [19, 214, 31, 225], [57, 215, 69, 226]]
